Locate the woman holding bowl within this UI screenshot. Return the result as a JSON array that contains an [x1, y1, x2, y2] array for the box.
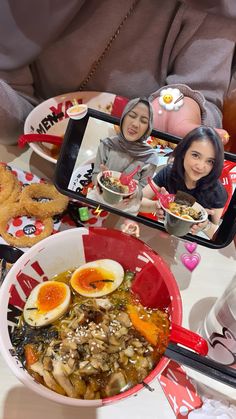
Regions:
[[87, 97, 159, 215], [139, 126, 228, 238]]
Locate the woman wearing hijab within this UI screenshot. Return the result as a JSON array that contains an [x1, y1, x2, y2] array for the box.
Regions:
[[88, 97, 159, 214]]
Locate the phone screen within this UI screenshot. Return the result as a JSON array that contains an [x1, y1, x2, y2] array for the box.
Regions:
[[54, 108, 236, 249]]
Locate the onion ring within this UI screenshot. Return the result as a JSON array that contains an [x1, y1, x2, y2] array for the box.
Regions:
[[0, 203, 54, 248], [0, 165, 18, 204], [20, 183, 69, 218], [4, 176, 22, 205]]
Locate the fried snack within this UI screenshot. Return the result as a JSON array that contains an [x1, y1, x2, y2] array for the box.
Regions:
[[0, 203, 54, 248], [0, 167, 69, 248], [0, 165, 18, 204], [4, 176, 22, 205], [20, 183, 69, 218], [148, 137, 177, 149]]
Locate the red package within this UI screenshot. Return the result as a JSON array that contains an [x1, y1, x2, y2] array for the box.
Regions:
[[111, 95, 129, 117], [158, 360, 202, 418]]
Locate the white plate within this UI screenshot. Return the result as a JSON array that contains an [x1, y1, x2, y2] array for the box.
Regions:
[[24, 91, 116, 164]]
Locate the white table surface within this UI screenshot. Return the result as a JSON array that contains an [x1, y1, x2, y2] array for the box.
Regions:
[[0, 143, 236, 419]]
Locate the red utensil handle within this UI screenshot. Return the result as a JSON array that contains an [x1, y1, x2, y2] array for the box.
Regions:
[[18, 134, 62, 148], [170, 323, 208, 356], [128, 165, 141, 177], [147, 176, 161, 198], [120, 165, 141, 181]]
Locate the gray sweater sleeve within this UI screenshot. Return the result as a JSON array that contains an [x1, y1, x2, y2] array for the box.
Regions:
[[139, 163, 157, 189], [0, 79, 36, 145], [0, 65, 39, 145]]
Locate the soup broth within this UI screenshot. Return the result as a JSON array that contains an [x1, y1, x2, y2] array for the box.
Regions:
[[100, 175, 129, 194]]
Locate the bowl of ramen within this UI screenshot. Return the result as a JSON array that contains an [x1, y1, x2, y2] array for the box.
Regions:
[[97, 171, 138, 204], [161, 199, 208, 237], [24, 91, 117, 164], [0, 227, 207, 406]]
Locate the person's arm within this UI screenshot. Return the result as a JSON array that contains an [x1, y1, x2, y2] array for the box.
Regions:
[[139, 196, 161, 215], [151, 93, 229, 145], [139, 183, 166, 218], [139, 183, 158, 214], [190, 208, 224, 239], [0, 1, 86, 145], [138, 163, 156, 189], [0, 68, 37, 145], [150, 10, 235, 144], [210, 207, 225, 226]]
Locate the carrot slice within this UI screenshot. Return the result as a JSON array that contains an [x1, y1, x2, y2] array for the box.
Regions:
[[127, 304, 160, 346], [24, 343, 39, 367]]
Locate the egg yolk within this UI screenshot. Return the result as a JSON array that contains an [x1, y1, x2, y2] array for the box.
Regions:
[[71, 268, 114, 292], [163, 94, 173, 104], [37, 282, 67, 312]]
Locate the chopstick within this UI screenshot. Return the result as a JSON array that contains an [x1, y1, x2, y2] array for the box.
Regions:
[[165, 342, 236, 388]]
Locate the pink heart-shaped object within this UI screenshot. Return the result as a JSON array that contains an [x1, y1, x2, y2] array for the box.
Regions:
[[181, 253, 201, 272], [184, 242, 197, 254]]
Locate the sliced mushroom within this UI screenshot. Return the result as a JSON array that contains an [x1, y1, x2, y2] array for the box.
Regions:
[[63, 359, 76, 376], [79, 363, 99, 376], [90, 356, 109, 372], [60, 339, 77, 353], [124, 346, 134, 357], [30, 360, 64, 394], [89, 338, 106, 353], [107, 345, 121, 354], [42, 355, 53, 371], [116, 312, 131, 327], [43, 370, 66, 395], [91, 329, 108, 342], [69, 312, 86, 329], [95, 298, 112, 310], [105, 372, 127, 397], [52, 359, 77, 398], [119, 351, 128, 366], [30, 361, 44, 376], [108, 335, 120, 346], [115, 326, 128, 338]]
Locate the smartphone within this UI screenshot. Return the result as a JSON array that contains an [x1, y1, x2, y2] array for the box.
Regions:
[[54, 108, 236, 249]]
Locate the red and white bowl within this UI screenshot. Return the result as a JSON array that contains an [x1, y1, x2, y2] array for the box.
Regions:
[[0, 227, 207, 406], [24, 91, 116, 164]]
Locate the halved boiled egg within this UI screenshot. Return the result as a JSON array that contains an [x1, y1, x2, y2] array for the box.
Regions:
[[23, 281, 71, 327], [70, 259, 124, 297]]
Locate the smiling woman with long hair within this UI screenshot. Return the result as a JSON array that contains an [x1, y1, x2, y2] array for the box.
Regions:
[[140, 126, 228, 238]]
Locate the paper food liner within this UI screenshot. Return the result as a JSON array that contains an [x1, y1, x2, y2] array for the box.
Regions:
[[0, 164, 109, 251], [159, 360, 203, 418]]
